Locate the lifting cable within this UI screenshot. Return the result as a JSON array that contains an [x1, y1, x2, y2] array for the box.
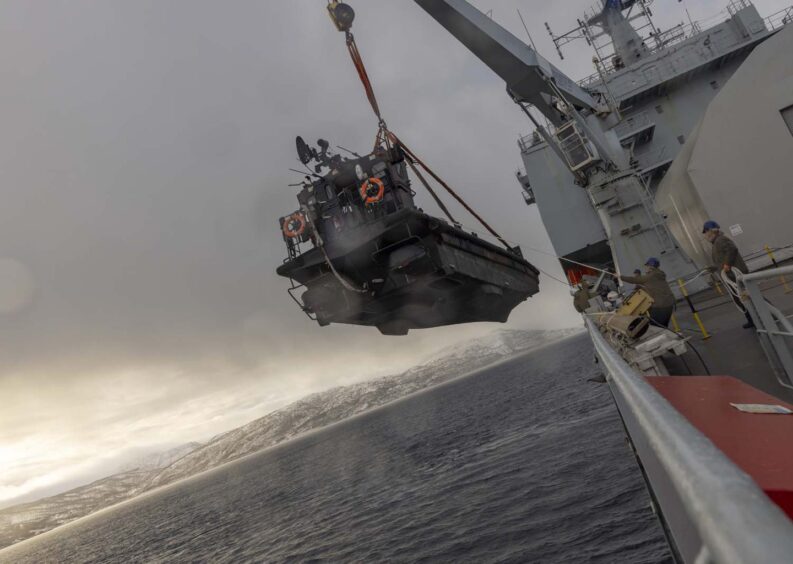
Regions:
[[387, 131, 513, 251], [344, 30, 386, 133], [403, 157, 459, 226], [336, 8, 514, 253]]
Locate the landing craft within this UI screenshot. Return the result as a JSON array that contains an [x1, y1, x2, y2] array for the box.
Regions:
[[276, 137, 539, 335]]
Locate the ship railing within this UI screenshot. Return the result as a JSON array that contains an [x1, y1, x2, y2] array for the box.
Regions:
[[577, 19, 705, 88], [577, 0, 791, 90], [585, 316, 793, 564], [765, 6, 793, 30], [518, 132, 545, 153], [738, 265, 793, 389], [727, 0, 752, 17]]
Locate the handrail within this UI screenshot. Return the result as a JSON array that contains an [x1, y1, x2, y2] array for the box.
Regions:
[[736, 267, 793, 389], [585, 316, 793, 563], [739, 264, 793, 283]]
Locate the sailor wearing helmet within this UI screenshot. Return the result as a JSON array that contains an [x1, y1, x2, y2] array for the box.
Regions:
[[702, 220, 754, 329], [619, 257, 676, 327]]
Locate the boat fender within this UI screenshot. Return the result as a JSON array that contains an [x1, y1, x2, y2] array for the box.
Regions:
[[360, 177, 385, 205]]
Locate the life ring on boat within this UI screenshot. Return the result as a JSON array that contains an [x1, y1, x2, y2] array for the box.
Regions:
[[360, 177, 385, 205], [282, 212, 306, 239]]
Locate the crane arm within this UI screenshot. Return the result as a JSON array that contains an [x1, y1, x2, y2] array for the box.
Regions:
[[414, 0, 598, 125]]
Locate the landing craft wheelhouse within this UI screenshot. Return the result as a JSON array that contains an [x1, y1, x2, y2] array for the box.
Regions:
[[276, 137, 540, 335]]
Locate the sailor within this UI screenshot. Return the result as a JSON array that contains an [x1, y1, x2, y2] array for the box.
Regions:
[[702, 220, 755, 329], [572, 280, 592, 313], [619, 258, 675, 327]]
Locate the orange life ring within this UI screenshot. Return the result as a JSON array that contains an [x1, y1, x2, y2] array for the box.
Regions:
[[282, 212, 306, 239], [360, 177, 385, 205]]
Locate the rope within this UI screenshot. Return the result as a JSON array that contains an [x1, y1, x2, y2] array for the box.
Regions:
[[680, 268, 709, 286], [720, 268, 747, 313], [536, 267, 572, 287], [318, 241, 368, 294], [404, 157, 459, 225], [303, 206, 368, 294], [387, 131, 514, 251]]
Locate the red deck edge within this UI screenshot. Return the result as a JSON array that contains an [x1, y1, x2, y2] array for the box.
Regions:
[[647, 376, 793, 521]]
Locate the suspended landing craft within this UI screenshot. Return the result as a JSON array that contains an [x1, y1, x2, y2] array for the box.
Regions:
[[276, 137, 539, 335], [275, 2, 540, 335]]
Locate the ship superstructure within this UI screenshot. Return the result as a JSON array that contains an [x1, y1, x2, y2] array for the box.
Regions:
[[518, 0, 793, 285], [414, 0, 793, 561]]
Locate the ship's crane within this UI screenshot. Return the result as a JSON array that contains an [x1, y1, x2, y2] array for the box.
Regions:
[[413, 0, 601, 125], [413, 0, 696, 286]]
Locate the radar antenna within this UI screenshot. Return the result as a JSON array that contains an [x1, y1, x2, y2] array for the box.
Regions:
[[546, 0, 662, 66]]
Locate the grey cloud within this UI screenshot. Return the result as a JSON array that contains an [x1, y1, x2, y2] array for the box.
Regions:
[[3, 0, 780, 503]]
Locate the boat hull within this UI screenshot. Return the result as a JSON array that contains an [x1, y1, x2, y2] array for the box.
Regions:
[[277, 209, 540, 334]]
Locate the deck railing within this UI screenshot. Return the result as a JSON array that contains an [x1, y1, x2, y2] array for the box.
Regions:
[[585, 316, 793, 563], [738, 265, 793, 389]]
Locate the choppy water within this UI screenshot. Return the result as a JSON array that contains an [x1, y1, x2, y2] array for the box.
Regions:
[[1, 334, 671, 563]]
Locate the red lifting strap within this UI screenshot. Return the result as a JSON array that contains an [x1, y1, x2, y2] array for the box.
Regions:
[[339, 21, 514, 253]]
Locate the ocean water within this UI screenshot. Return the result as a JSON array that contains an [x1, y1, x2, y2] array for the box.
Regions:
[[1, 334, 671, 563]]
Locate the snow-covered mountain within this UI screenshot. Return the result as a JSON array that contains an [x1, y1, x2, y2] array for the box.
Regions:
[[0, 327, 582, 549], [118, 442, 203, 473], [0, 443, 201, 550], [144, 328, 581, 489]]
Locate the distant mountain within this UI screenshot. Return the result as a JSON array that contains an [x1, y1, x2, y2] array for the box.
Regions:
[[0, 328, 581, 549], [144, 328, 581, 489], [0, 443, 201, 550], [118, 442, 203, 473]]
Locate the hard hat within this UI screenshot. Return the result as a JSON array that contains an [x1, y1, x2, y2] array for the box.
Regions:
[[645, 257, 660, 268], [702, 220, 720, 233]]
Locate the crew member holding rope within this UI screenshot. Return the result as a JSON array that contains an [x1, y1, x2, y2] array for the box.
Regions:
[[619, 257, 676, 327], [702, 220, 755, 329]]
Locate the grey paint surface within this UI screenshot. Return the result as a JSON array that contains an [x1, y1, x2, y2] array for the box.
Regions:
[[519, 141, 606, 258], [519, 1, 788, 285], [657, 24, 793, 269]]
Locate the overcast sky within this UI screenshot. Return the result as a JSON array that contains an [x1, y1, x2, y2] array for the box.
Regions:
[[1, 0, 788, 509]]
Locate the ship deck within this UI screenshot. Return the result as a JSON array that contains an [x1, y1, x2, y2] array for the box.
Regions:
[[665, 273, 793, 403]]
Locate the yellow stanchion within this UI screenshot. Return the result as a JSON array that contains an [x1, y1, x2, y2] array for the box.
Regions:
[[678, 279, 710, 340], [764, 245, 792, 293], [670, 313, 681, 333]]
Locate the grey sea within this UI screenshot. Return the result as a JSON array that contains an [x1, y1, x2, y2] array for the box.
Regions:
[[0, 334, 671, 563]]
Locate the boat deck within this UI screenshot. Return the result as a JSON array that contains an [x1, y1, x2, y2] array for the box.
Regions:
[[665, 274, 793, 403]]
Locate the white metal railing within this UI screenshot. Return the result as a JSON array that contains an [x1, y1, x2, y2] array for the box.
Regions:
[[727, 0, 752, 17], [585, 316, 793, 564], [737, 265, 793, 388], [765, 6, 793, 30], [577, 19, 705, 88], [577, 2, 792, 89]]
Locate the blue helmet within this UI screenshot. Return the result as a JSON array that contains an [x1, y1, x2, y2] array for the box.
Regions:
[[645, 257, 660, 268], [702, 220, 720, 233]]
